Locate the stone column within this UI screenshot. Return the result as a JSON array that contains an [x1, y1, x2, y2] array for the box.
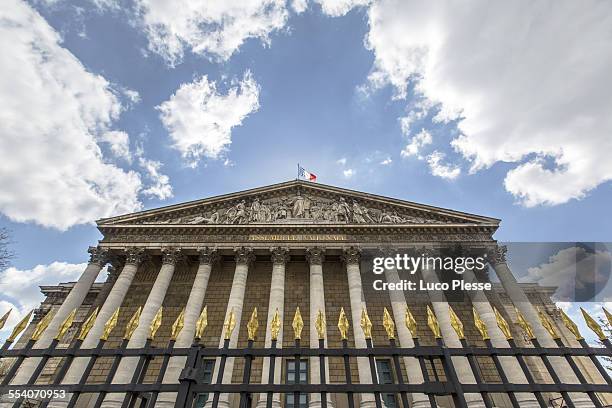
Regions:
[[156, 247, 218, 408], [47, 248, 146, 408], [462, 266, 539, 407], [209, 247, 254, 408], [380, 248, 430, 408], [343, 247, 378, 408], [256, 247, 289, 408], [101, 248, 181, 408], [8, 247, 108, 387], [306, 247, 333, 408], [489, 245, 594, 408], [419, 248, 485, 408]]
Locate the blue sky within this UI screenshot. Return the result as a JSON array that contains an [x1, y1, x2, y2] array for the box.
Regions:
[[1, 0, 611, 341]]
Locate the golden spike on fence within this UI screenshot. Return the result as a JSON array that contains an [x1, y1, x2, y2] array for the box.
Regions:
[[382, 307, 395, 340], [78, 307, 99, 341], [405, 307, 417, 338], [31, 309, 56, 341], [247, 307, 259, 341], [559, 308, 583, 341], [472, 307, 489, 341], [7, 310, 32, 343], [171, 308, 185, 341], [514, 307, 535, 340], [195, 306, 208, 339], [124, 307, 142, 340], [448, 306, 465, 340], [102, 308, 120, 340], [315, 310, 326, 340], [581, 307, 606, 341], [360, 308, 373, 339], [603, 307, 612, 329], [426, 306, 441, 339], [55, 308, 77, 341], [224, 309, 236, 340], [338, 307, 350, 340], [292, 307, 304, 340], [270, 309, 281, 341], [148, 307, 163, 340], [0, 309, 11, 331], [493, 307, 513, 340], [536, 307, 560, 340]]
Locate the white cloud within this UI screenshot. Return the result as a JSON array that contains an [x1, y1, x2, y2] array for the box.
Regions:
[[0, 0, 145, 230], [138, 157, 173, 200], [135, 0, 289, 64], [380, 157, 392, 165], [343, 168, 355, 178], [314, 0, 371, 17], [426, 151, 460, 180], [401, 128, 432, 158], [158, 71, 260, 167], [365, 0, 612, 206], [336, 157, 347, 166], [101, 131, 132, 162], [292, 0, 308, 13]]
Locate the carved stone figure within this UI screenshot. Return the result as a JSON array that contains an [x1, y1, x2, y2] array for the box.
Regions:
[[352, 200, 368, 223], [289, 193, 308, 218], [336, 198, 350, 222], [379, 211, 393, 223], [226, 200, 247, 224]]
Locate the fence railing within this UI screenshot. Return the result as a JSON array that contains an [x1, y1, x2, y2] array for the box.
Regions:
[[0, 305, 610, 408]]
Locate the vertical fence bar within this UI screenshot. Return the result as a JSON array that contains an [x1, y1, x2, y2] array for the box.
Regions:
[[122, 338, 153, 408], [437, 338, 468, 408], [265, 339, 277, 408], [293, 338, 301, 408], [92, 338, 129, 408], [388, 338, 410, 408], [318, 338, 327, 408], [12, 338, 60, 408], [239, 339, 254, 408], [554, 338, 603, 408], [65, 339, 106, 408], [531, 339, 575, 408], [413, 338, 437, 408], [146, 339, 176, 408], [482, 339, 519, 408], [174, 341, 204, 408], [1, 339, 35, 386], [342, 339, 355, 408], [459, 339, 493, 408], [210, 338, 230, 408], [365, 338, 382, 408], [505, 338, 547, 408], [578, 339, 612, 384]]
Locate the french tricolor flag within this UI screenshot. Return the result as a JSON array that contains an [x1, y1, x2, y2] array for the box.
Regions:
[[298, 164, 317, 182]]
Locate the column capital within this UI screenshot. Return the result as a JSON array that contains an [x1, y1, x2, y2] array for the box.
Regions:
[[198, 247, 219, 265], [306, 247, 325, 265], [342, 246, 361, 265], [161, 247, 183, 265], [124, 247, 147, 266], [234, 246, 255, 265], [270, 247, 290, 265], [87, 246, 109, 267], [488, 245, 507, 265]]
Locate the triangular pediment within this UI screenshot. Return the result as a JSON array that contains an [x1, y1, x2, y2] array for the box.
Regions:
[[97, 181, 499, 227]]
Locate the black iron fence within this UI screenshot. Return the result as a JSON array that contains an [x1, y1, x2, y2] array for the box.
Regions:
[[0, 305, 610, 408]]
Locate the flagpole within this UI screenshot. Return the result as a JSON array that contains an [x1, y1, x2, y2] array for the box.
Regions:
[[297, 163, 299, 180]]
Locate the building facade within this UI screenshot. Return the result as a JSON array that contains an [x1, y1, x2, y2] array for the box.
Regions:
[[1, 181, 609, 408]]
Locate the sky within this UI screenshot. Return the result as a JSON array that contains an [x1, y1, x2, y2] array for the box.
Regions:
[[0, 0, 611, 343]]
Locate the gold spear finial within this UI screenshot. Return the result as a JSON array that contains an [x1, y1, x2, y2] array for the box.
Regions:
[[195, 306, 208, 339], [247, 307, 259, 341], [7, 310, 32, 342], [536, 307, 560, 340], [101, 308, 120, 340], [405, 307, 417, 338], [31, 309, 56, 341], [514, 307, 535, 340], [0, 309, 11, 331], [292, 307, 304, 340], [55, 308, 77, 341], [426, 306, 441, 339], [448, 306, 465, 340], [603, 307, 612, 329], [78, 307, 99, 341], [559, 308, 583, 341], [224, 309, 236, 340], [148, 307, 163, 340], [338, 307, 350, 340], [472, 307, 490, 340], [315, 310, 326, 340], [493, 307, 513, 340], [581, 307, 606, 341], [360, 308, 373, 339], [124, 307, 142, 340], [171, 308, 185, 341], [270, 309, 281, 341], [382, 307, 395, 340]]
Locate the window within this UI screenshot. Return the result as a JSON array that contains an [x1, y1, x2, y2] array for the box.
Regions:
[[193, 359, 216, 408], [285, 359, 308, 408], [376, 360, 397, 408]]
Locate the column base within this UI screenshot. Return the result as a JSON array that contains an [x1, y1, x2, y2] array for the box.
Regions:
[[204, 395, 232, 408], [410, 394, 432, 408], [255, 395, 282, 408], [358, 397, 386, 408]]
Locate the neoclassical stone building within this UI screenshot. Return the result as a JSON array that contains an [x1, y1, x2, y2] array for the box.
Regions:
[[3, 181, 609, 408]]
